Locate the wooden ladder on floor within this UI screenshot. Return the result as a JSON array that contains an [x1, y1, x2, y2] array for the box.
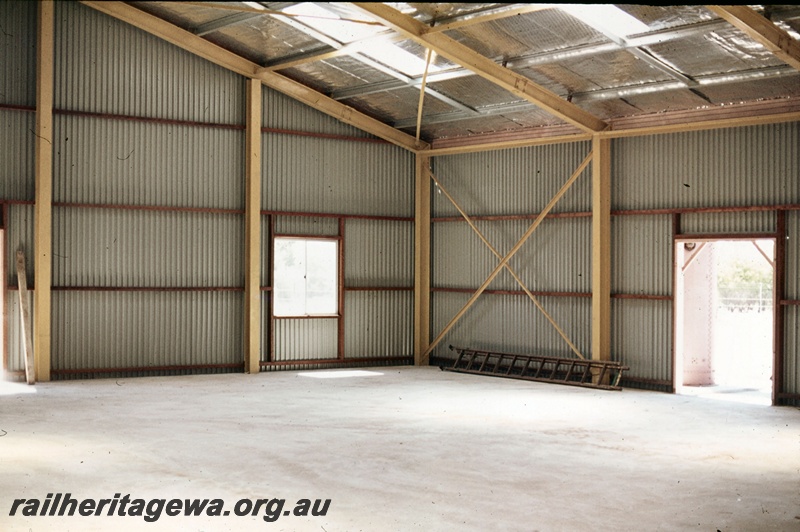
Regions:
[[444, 346, 629, 391]]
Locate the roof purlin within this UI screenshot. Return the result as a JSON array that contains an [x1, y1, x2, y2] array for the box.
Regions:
[[349, 2, 609, 134]]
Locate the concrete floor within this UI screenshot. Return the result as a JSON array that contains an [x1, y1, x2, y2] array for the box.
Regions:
[[1, 367, 798, 532]]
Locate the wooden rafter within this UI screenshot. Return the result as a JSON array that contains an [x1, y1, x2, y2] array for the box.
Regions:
[[79, 1, 428, 153], [349, 2, 608, 134], [708, 5, 800, 71]]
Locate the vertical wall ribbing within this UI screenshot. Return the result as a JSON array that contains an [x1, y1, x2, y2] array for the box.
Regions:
[[0, 1, 37, 107], [55, 2, 243, 123], [42, 1, 246, 377], [613, 123, 800, 392], [429, 143, 592, 363], [260, 88, 415, 366]]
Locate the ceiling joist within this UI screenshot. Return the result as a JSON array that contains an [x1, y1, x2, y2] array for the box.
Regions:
[[79, 1, 429, 153], [348, 2, 609, 134]]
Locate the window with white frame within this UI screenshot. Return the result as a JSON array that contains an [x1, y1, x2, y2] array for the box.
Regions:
[[273, 237, 338, 317]]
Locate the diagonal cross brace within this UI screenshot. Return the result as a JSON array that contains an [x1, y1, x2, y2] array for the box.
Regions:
[[422, 152, 593, 363], [427, 170, 586, 360]]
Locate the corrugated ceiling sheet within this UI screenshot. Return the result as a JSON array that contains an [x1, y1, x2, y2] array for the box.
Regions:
[[653, 26, 787, 78], [697, 76, 800, 104], [345, 87, 455, 123], [129, 1, 225, 28], [583, 90, 709, 120], [524, 50, 673, 95], [415, 107, 563, 140], [617, 5, 716, 30], [213, 16, 325, 66], [283, 57, 397, 96], [446, 8, 607, 58], [427, 75, 526, 110], [404, 3, 501, 21]]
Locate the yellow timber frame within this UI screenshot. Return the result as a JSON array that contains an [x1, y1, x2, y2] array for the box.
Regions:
[[24, 2, 800, 379]]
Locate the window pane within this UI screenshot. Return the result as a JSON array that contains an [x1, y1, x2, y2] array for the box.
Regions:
[[305, 240, 338, 314], [273, 238, 337, 316]]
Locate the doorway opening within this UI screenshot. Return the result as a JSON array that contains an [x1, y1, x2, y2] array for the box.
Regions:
[[674, 238, 774, 406]]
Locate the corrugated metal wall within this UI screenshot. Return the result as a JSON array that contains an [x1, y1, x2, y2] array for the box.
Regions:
[[343, 219, 414, 359], [429, 124, 799, 399], [0, 1, 36, 107], [1, 1, 415, 378], [432, 144, 592, 216], [264, 90, 374, 139], [429, 143, 592, 362], [262, 133, 414, 217], [0, 111, 35, 200], [0, 1, 36, 379], [611, 216, 672, 296], [613, 123, 800, 396], [54, 116, 244, 209], [784, 211, 800, 400], [53, 290, 242, 373], [51, 208, 243, 287], [432, 218, 591, 293], [680, 211, 775, 235], [43, 1, 245, 377], [431, 292, 592, 360], [344, 219, 413, 287], [55, 3, 243, 123], [2, 2, 798, 396], [4, 206, 35, 288], [260, 82, 415, 366], [613, 124, 799, 210]]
